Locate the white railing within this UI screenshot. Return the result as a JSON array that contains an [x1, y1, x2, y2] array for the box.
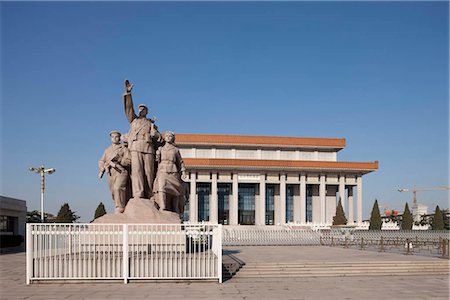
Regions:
[[222, 226, 321, 246], [26, 223, 222, 284], [355, 221, 432, 230], [320, 229, 450, 243]]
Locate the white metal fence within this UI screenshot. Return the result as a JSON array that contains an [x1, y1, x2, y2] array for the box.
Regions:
[[320, 229, 450, 242], [26, 223, 222, 284], [319, 229, 450, 258], [223, 226, 321, 246]]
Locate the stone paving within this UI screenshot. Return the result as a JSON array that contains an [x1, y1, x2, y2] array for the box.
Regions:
[[0, 247, 449, 299]]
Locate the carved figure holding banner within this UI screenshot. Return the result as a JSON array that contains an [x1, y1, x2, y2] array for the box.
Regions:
[[98, 131, 132, 213], [153, 132, 188, 213], [123, 80, 162, 199]]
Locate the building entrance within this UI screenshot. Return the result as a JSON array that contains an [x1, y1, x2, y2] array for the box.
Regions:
[[238, 184, 256, 225], [197, 183, 210, 222], [218, 183, 230, 225], [266, 185, 275, 225]]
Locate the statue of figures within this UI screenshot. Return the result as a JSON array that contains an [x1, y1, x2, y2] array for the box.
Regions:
[[153, 132, 188, 213], [123, 79, 162, 199], [98, 131, 132, 213]]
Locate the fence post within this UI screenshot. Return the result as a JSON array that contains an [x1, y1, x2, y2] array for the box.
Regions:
[[359, 237, 364, 250], [441, 239, 447, 259], [344, 236, 348, 249], [218, 224, 223, 283], [26, 224, 32, 285], [378, 236, 385, 252], [123, 224, 128, 284], [405, 238, 412, 255], [331, 236, 334, 246], [447, 239, 450, 259]]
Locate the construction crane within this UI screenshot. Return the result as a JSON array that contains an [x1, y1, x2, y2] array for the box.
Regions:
[[398, 186, 450, 206], [398, 186, 450, 222]]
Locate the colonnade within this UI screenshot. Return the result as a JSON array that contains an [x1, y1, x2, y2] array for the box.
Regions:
[[186, 172, 363, 226]]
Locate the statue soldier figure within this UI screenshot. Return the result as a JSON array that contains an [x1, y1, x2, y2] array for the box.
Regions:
[[153, 132, 188, 214], [123, 79, 162, 199], [98, 131, 131, 213]]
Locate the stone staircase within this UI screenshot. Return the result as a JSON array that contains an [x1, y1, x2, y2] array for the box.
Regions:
[[233, 260, 450, 278], [222, 253, 246, 281]]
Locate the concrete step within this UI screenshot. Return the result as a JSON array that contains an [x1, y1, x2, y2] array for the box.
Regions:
[[234, 260, 449, 278], [239, 268, 450, 274], [243, 261, 448, 267], [242, 264, 449, 270], [238, 267, 449, 274], [235, 271, 450, 278]]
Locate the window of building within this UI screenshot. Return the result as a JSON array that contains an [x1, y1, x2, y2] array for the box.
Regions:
[[0, 215, 17, 234], [238, 184, 256, 225], [286, 185, 294, 223], [306, 185, 313, 223], [218, 184, 230, 225], [265, 185, 275, 225], [197, 183, 210, 222], [183, 201, 190, 222]]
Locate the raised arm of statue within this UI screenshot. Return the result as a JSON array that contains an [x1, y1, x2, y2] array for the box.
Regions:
[[123, 79, 137, 123]]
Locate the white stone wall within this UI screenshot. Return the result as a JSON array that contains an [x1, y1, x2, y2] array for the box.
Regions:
[[179, 146, 337, 161]]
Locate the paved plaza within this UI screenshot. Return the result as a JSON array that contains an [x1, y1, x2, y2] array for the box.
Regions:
[[1, 246, 449, 300]]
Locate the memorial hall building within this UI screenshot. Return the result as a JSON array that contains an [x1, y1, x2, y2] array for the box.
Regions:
[[176, 133, 378, 226]]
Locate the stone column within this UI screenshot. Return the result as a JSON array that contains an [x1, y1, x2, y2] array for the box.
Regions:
[[348, 186, 354, 224], [189, 173, 197, 223], [319, 174, 326, 224], [326, 186, 337, 224], [279, 174, 286, 224], [299, 174, 306, 224], [339, 175, 346, 214], [356, 175, 362, 224], [209, 173, 218, 224], [257, 176, 266, 225], [230, 173, 239, 225]]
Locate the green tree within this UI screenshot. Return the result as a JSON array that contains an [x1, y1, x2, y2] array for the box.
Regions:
[[55, 203, 79, 223], [369, 199, 382, 230], [93, 202, 107, 220], [26, 210, 55, 223], [26, 210, 43, 223], [401, 202, 413, 230], [431, 205, 444, 230], [332, 198, 347, 225], [443, 209, 450, 230]]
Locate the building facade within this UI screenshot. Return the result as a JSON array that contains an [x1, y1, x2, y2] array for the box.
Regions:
[[0, 196, 27, 237], [175, 134, 378, 226]]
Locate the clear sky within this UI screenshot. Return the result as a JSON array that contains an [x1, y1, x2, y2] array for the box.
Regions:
[[1, 1, 448, 222]]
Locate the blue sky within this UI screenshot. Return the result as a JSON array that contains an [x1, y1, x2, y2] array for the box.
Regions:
[[1, 1, 448, 222]]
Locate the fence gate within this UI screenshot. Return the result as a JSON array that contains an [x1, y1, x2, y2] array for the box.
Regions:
[[26, 223, 222, 284]]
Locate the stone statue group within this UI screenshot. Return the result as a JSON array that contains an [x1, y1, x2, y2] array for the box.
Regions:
[[98, 80, 188, 216]]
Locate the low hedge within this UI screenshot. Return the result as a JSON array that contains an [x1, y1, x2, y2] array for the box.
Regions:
[[0, 235, 24, 248]]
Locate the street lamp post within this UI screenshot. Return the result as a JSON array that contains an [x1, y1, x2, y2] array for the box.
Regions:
[[29, 166, 55, 222]]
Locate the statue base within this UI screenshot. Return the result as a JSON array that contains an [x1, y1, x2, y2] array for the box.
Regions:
[[93, 197, 182, 224]]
